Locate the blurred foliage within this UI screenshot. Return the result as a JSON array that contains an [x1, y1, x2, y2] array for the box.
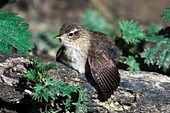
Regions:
[[146, 23, 159, 34], [141, 35, 170, 69], [119, 20, 145, 44], [81, 8, 170, 73], [25, 58, 88, 113], [0, 10, 34, 54], [160, 7, 170, 21], [124, 56, 140, 71], [33, 28, 60, 50], [81, 9, 114, 36], [141, 7, 170, 70]]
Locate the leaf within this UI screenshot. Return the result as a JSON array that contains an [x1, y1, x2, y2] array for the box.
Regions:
[[0, 10, 34, 54], [124, 56, 140, 71], [146, 23, 159, 34], [42, 88, 49, 102], [140, 48, 157, 65], [45, 77, 53, 85], [45, 63, 57, 70], [25, 57, 88, 112], [33, 84, 44, 100], [141, 38, 170, 69], [26, 69, 36, 81], [144, 35, 165, 42], [81, 104, 88, 113], [64, 101, 71, 108], [34, 84, 44, 92], [81, 9, 114, 35], [49, 94, 55, 100], [119, 20, 145, 44], [160, 7, 170, 21], [61, 86, 76, 98]]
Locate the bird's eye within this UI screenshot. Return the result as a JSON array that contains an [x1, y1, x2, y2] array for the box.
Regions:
[[68, 33, 74, 37]]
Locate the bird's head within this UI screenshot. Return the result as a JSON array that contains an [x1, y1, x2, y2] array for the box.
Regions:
[[54, 22, 90, 48]]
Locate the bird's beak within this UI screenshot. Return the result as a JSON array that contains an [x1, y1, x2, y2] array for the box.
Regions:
[[53, 34, 66, 40], [53, 34, 61, 39]]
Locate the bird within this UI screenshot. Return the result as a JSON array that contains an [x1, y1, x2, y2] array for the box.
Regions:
[[54, 22, 120, 102]]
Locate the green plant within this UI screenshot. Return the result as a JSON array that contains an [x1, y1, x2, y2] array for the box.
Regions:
[[81, 9, 114, 36], [160, 8, 170, 21], [141, 7, 170, 70], [119, 20, 145, 44], [146, 23, 159, 34], [25, 58, 88, 113], [141, 33, 170, 69], [26, 58, 56, 83], [32, 29, 60, 53], [118, 20, 145, 71], [124, 56, 140, 71], [81, 7, 170, 73], [0, 10, 34, 54]]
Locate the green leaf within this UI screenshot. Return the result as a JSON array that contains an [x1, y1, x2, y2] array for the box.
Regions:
[[45, 77, 53, 85], [0, 41, 10, 52], [34, 84, 44, 92], [160, 8, 170, 21], [140, 48, 157, 65], [81, 9, 114, 35], [141, 37, 170, 69], [146, 23, 159, 34], [33, 84, 44, 100], [26, 69, 36, 81], [81, 104, 88, 113], [42, 88, 49, 102], [119, 20, 145, 44], [61, 86, 78, 98], [64, 101, 71, 108], [49, 94, 55, 100], [45, 63, 57, 70], [144, 35, 165, 43], [0, 10, 34, 54], [25, 57, 88, 112], [124, 56, 140, 71]]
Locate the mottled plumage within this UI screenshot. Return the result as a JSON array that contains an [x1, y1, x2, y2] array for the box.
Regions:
[[55, 22, 120, 102]]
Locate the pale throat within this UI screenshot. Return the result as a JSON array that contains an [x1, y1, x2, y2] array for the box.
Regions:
[[64, 36, 90, 74]]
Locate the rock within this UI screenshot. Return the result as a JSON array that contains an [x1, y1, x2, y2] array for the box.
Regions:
[[0, 53, 39, 113], [0, 53, 170, 113], [57, 63, 170, 113]]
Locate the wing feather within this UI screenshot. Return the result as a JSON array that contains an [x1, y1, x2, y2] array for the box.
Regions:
[[101, 71, 113, 92], [99, 73, 112, 97], [106, 66, 120, 87], [86, 33, 120, 102], [87, 51, 120, 101]]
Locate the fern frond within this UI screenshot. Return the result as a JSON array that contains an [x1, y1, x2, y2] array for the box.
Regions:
[[160, 7, 170, 21], [119, 20, 145, 44], [146, 23, 159, 34], [81, 9, 114, 35], [144, 35, 165, 42], [141, 38, 170, 69], [124, 56, 140, 71], [0, 10, 34, 54]]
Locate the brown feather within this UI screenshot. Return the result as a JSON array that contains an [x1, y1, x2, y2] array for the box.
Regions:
[[86, 31, 120, 102]]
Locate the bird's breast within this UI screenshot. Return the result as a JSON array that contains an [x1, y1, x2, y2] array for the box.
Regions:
[[65, 47, 88, 74]]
